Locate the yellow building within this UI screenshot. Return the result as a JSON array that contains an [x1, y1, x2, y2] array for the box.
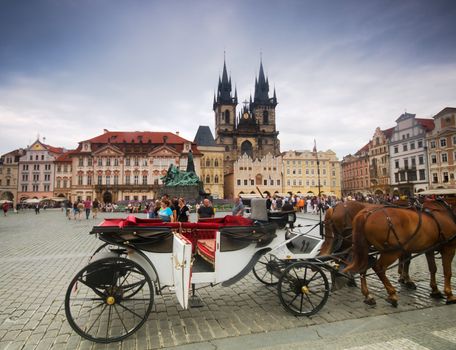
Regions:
[[194, 126, 224, 199], [282, 150, 341, 197], [0, 149, 24, 203]]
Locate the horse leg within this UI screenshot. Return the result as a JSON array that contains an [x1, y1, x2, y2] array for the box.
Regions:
[[373, 253, 401, 307], [360, 272, 376, 305], [398, 253, 416, 290], [441, 247, 456, 304], [425, 251, 443, 299]]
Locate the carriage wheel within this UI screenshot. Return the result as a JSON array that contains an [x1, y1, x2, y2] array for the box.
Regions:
[[65, 257, 153, 343], [91, 243, 128, 260], [253, 254, 280, 285], [278, 262, 329, 316]]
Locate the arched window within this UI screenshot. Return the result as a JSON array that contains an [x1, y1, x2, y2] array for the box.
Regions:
[[224, 110, 230, 124], [214, 159, 219, 167], [255, 174, 262, 185], [263, 110, 269, 124], [205, 175, 210, 183], [214, 175, 219, 183], [241, 140, 253, 158], [206, 159, 211, 167]]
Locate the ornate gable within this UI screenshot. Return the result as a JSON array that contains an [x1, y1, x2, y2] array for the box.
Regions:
[[148, 145, 180, 157], [93, 144, 124, 156]]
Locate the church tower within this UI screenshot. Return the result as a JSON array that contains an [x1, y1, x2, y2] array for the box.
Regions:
[[213, 58, 238, 143]]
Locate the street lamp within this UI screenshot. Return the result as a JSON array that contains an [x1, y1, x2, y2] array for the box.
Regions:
[[313, 140, 323, 238]]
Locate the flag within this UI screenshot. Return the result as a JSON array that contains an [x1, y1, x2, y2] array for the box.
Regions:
[[313, 139, 317, 153]]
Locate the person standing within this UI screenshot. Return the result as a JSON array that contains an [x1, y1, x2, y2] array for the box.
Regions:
[[84, 199, 92, 220], [35, 203, 40, 215], [231, 197, 244, 216], [197, 198, 215, 220], [158, 199, 174, 222], [2, 202, 9, 216], [77, 200, 84, 220], [177, 198, 190, 222], [92, 198, 99, 219]]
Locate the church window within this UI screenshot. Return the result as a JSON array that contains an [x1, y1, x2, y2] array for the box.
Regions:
[[263, 110, 269, 124], [224, 110, 230, 124], [241, 140, 253, 158]]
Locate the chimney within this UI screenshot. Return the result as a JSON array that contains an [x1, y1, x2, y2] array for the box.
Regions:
[[163, 135, 168, 145], [176, 131, 179, 136]]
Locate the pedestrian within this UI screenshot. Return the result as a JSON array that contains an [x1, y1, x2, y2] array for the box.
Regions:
[[92, 198, 99, 219], [72, 201, 79, 220], [35, 203, 40, 215], [177, 198, 190, 222], [15, 202, 20, 214], [158, 199, 173, 222], [77, 200, 84, 220], [2, 202, 9, 216], [84, 199, 92, 220], [232, 196, 244, 216], [197, 198, 215, 220]]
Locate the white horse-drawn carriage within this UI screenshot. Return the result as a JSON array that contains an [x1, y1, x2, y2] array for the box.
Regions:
[[65, 199, 338, 343]]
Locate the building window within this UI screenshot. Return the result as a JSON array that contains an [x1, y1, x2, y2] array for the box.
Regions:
[[79, 157, 84, 166], [431, 155, 437, 164], [410, 142, 415, 150], [134, 175, 139, 185], [224, 110, 230, 123], [237, 179, 241, 186], [87, 175, 92, 185], [419, 169, 425, 181], [402, 144, 408, 152], [442, 153, 448, 163], [263, 110, 269, 124], [143, 159, 147, 166], [394, 146, 398, 153], [22, 185, 28, 192], [443, 172, 449, 183], [404, 159, 409, 169], [63, 165, 68, 172], [63, 180, 67, 188], [114, 175, 119, 185], [106, 176, 111, 185], [57, 165, 61, 172], [418, 155, 424, 165], [142, 175, 147, 185], [33, 184, 39, 191], [287, 180, 291, 186], [78, 176, 83, 185], [432, 173, 438, 183], [114, 158, 119, 166], [277, 180, 280, 186], [206, 159, 211, 167], [243, 179, 247, 186], [395, 160, 399, 169], [214, 175, 219, 184], [418, 139, 423, 148], [411, 157, 416, 167], [106, 158, 111, 166], [98, 176, 102, 185], [98, 158, 102, 166], [125, 175, 130, 185], [134, 158, 139, 166], [440, 138, 447, 147], [250, 179, 254, 186], [430, 140, 436, 149], [125, 196, 130, 201], [394, 173, 399, 182], [87, 157, 92, 166], [126, 158, 130, 166], [264, 179, 268, 186]]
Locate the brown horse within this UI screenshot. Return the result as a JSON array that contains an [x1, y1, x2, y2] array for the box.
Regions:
[[320, 201, 438, 290], [345, 199, 456, 306]]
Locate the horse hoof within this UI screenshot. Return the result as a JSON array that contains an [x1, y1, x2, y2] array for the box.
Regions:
[[387, 299, 398, 307], [445, 299, 456, 305], [364, 298, 376, 306], [405, 282, 417, 290], [430, 291, 444, 299]]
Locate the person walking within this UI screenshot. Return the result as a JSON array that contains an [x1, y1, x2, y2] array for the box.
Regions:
[[197, 198, 215, 220], [231, 196, 244, 216], [35, 203, 40, 215], [92, 198, 99, 219], [84, 199, 92, 220], [2, 202, 9, 216], [77, 200, 84, 220], [177, 198, 190, 222]]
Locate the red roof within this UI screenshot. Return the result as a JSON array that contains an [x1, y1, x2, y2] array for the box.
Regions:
[[55, 150, 76, 162], [43, 144, 64, 154], [381, 127, 395, 139], [416, 118, 435, 132], [355, 142, 369, 155], [86, 131, 192, 145]]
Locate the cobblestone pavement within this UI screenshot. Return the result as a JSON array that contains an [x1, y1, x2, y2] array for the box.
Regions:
[[0, 209, 454, 350]]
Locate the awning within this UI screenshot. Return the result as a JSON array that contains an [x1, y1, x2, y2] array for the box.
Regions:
[[418, 189, 456, 196]]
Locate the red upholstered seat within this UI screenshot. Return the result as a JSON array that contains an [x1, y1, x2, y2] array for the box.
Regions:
[[197, 239, 216, 265]]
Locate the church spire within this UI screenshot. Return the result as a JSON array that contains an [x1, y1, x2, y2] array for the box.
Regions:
[[214, 55, 237, 108], [254, 58, 270, 103]]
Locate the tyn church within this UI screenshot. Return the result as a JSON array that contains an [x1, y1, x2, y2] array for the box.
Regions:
[[213, 59, 281, 174]]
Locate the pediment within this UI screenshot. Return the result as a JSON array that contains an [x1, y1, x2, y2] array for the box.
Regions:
[[30, 140, 46, 151], [93, 144, 124, 156], [148, 145, 180, 157]]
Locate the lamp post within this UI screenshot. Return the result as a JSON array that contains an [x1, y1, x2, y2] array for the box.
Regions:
[[313, 140, 323, 238]]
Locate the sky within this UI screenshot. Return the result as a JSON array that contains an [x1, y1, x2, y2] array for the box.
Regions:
[[1, 0, 456, 158]]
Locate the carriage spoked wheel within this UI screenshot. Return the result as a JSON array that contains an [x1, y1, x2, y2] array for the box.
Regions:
[[278, 261, 329, 316], [253, 253, 280, 285], [65, 257, 153, 343]]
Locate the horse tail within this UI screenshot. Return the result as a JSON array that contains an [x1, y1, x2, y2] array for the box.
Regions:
[[319, 207, 334, 256], [344, 213, 369, 273]]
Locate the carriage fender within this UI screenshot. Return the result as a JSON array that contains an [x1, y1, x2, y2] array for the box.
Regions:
[[221, 248, 271, 287], [127, 249, 159, 283]]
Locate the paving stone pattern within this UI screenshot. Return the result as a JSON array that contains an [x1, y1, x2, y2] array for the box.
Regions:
[[0, 210, 454, 350]]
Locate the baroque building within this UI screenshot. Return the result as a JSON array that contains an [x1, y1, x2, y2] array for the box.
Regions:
[[194, 126, 225, 199], [0, 149, 24, 203], [17, 140, 64, 201], [213, 59, 280, 174], [427, 107, 456, 189], [341, 144, 370, 197], [69, 130, 201, 202], [53, 151, 74, 199], [282, 150, 341, 197], [368, 127, 393, 195], [389, 113, 433, 196]]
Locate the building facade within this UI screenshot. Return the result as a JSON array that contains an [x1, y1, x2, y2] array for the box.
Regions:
[[282, 150, 341, 197], [389, 113, 434, 196], [17, 140, 64, 201], [69, 131, 201, 202], [230, 153, 283, 198], [213, 59, 280, 174], [0, 149, 24, 203], [53, 151, 73, 199], [368, 127, 393, 195], [341, 144, 370, 197], [427, 107, 456, 189], [194, 126, 225, 199]]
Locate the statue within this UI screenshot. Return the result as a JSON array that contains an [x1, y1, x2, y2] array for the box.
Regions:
[[161, 164, 200, 186]]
